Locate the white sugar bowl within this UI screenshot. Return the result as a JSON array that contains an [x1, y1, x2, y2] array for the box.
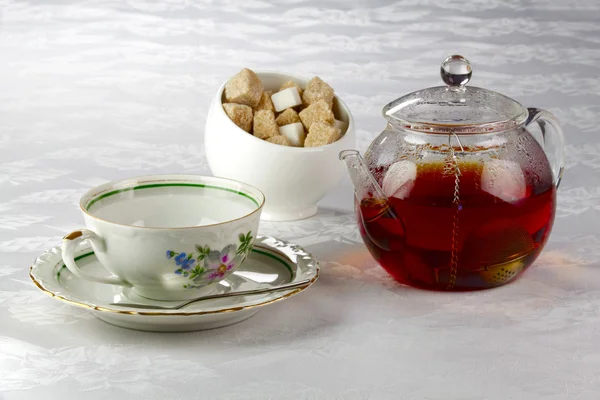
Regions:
[[204, 71, 356, 222]]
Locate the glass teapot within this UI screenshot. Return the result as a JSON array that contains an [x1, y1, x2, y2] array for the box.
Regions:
[[340, 55, 564, 291]]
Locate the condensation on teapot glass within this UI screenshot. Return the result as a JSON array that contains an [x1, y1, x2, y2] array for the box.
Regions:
[[440, 55, 472, 91]]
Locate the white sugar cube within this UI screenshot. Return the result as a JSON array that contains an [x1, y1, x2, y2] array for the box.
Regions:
[[481, 159, 526, 203], [271, 87, 302, 112], [333, 119, 348, 134], [382, 160, 417, 199], [278, 122, 305, 147]]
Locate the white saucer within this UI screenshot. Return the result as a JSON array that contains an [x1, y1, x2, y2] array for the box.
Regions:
[[29, 236, 319, 332]]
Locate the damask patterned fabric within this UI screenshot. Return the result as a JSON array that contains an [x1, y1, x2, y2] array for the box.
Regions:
[[1, 1, 600, 399]]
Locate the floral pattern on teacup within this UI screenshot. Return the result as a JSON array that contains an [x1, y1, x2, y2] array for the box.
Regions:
[[166, 231, 254, 288]]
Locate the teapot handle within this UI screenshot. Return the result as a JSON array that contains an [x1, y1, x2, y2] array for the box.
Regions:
[[525, 108, 565, 189]]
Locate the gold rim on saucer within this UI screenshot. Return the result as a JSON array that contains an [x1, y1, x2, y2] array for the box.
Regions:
[[29, 236, 319, 317]]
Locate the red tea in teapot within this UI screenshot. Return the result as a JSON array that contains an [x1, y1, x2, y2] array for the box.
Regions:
[[357, 160, 556, 291]]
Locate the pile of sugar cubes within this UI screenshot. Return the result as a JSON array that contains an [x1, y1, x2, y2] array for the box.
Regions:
[[222, 68, 348, 147]]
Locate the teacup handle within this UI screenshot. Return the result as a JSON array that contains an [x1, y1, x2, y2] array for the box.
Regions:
[[62, 229, 129, 286], [526, 108, 565, 189]]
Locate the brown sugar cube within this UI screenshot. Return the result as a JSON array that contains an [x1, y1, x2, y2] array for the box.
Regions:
[[302, 76, 334, 108], [266, 135, 291, 146], [276, 108, 300, 126], [305, 122, 341, 147], [253, 90, 275, 112], [298, 99, 334, 130], [253, 110, 279, 139], [280, 80, 303, 97], [222, 103, 253, 133], [224, 68, 263, 107]]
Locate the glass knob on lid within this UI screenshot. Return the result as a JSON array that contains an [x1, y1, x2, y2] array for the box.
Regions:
[[382, 54, 528, 134], [440, 55, 472, 90]]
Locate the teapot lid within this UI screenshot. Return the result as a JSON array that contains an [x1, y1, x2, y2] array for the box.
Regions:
[[383, 55, 528, 134]]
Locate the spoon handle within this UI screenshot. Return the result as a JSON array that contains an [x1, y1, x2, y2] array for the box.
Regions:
[[110, 278, 313, 310]]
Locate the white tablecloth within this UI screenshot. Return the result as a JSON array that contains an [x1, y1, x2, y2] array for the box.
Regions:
[[2, 1, 600, 399]]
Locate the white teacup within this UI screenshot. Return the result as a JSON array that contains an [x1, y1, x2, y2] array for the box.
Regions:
[[62, 175, 264, 301]]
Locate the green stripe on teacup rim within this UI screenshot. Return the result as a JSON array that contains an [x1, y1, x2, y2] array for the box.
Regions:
[[79, 176, 265, 229], [56, 246, 294, 282], [85, 182, 260, 211]]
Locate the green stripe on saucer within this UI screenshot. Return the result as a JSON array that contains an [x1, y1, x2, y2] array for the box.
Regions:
[[56, 248, 294, 281]]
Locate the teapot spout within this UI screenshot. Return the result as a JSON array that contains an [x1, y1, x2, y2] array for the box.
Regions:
[[339, 149, 388, 203], [339, 150, 404, 251]]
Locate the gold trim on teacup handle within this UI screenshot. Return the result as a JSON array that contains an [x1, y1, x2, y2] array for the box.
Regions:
[[61, 228, 125, 286], [63, 230, 83, 240]]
